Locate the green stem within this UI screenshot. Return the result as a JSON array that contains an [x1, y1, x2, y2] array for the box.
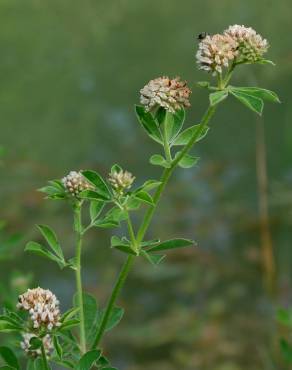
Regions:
[[163, 112, 172, 163], [74, 204, 86, 354], [137, 104, 216, 243], [91, 254, 135, 349], [91, 103, 217, 349], [126, 211, 138, 254], [41, 342, 50, 370]]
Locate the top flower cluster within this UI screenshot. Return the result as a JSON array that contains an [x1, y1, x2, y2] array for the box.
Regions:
[[196, 24, 268, 75]]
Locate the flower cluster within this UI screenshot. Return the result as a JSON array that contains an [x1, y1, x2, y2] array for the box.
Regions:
[[196, 33, 238, 74], [224, 24, 268, 63], [21, 333, 53, 357], [17, 287, 61, 331], [140, 76, 191, 113], [62, 171, 92, 197], [109, 169, 135, 194], [196, 25, 268, 74]]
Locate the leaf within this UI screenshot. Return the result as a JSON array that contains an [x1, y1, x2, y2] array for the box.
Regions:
[[53, 336, 63, 359], [0, 319, 21, 333], [209, 90, 228, 106], [134, 191, 154, 205], [104, 306, 124, 332], [81, 170, 111, 200], [230, 89, 264, 115], [277, 308, 292, 327], [61, 307, 80, 323], [29, 337, 42, 350], [147, 238, 195, 252], [93, 220, 119, 228], [0, 347, 19, 369], [59, 319, 80, 331], [110, 164, 122, 173], [37, 224, 64, 260], [77, 350, 101, 370], [280, 339, 292, 363], [164, 109, 185, 143], [135, 105, 162, 144], [175, 152, 199, 168], [79, 190, 109, 202], [82, 293, 98, 342], [26, 359, 35, 370], [172, 124, 209, 146], [89, 201, 105, 222], [256, 58, 275, 66], [149, 154, 170, 168], [136, 180, 161, 192], [141, 250, 165, 266], [230, 86, 280, 103], [25, 241, 66, 269], [197, 81, 210, 88], [111, 236, 137, 256]]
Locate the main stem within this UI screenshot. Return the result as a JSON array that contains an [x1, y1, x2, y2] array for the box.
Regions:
[[91, 254, 135, 349], [91, 103, 217, 349], [41, 342, 50, 370], [74, 205, 86, 354]]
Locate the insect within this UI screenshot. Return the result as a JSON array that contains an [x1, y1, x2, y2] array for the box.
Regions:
[[197, 32, 208, 41]]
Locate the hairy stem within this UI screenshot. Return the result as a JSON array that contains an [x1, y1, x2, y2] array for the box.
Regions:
[[41, 342, 50, 370], [91, 254, 135, 349], [74, 204, 86, 354]]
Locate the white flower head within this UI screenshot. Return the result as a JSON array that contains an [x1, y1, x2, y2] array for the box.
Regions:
[[224, 24, 268, 62], [196, 33, 238, 75], [62, 171, 92, 197], [21, 333, 53, 357], [17, 287, 61, 331], [140, 76, 191, 113]]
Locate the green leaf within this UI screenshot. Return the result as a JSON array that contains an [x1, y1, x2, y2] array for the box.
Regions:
[[256, 58, 275, 66], [110, 236, 137, 256], [81, 170, 111, 200], [0, 367, 15, 370], [230, 86, 280, 103], [79, 190, 109, 202], [25, 241, 66, 269], [134, 191, 154, 205], [277, 308, 292, 327], [280, 339, 292, 363], [26, 359, 35, 370], [29, 337, 42, 350], [77, 350, 101, 370], [149, 154, 170, 168], [104, 306, 124, 332], [0, 319, 21, 333], [135, 105, 162, 144], [209, 90, 228, 106], [197, 81, 210, 88], [230, 89, 264, 115], [59, 319, 80, 331], [52, 360, 75, 369], [93, 220, 119, 228], [53, 336, 63, 359], [147, 238, 195, 252], [110, 164, 122, 173], [104, 207, 127, 223], [82, 293, 98, 342], [136, 180, 161, 192], [0, 347, 19, 369], [175, 152, 199, 168], [61, 307, 80, 323], [172, 124, 209, 146], [37, 224, 64, 260], [89, 201, 105, 222], [141, 250, 165, 266], [164, 109, 185, 143]]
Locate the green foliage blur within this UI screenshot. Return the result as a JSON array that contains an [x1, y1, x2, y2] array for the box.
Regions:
[[0, 0, 291, 369]]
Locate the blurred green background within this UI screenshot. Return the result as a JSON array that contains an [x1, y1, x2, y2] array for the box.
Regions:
[[0, 0, 292, 369]]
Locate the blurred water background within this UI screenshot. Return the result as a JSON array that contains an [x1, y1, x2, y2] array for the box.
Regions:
[[0, 0, 292, 369]]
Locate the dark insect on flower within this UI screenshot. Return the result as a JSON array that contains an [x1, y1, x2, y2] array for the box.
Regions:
[[198, 32, 208, 41]]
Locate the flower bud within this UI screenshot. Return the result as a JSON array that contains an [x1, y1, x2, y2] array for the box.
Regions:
[[108, 169, 135, 194], [224, 24, 268, 63]]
